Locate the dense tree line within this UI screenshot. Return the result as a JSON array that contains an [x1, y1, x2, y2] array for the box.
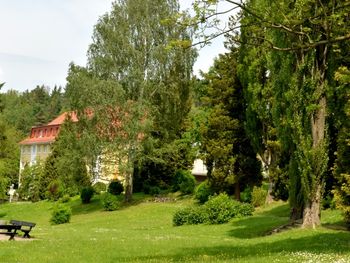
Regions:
[[192, 0, 350, 227]]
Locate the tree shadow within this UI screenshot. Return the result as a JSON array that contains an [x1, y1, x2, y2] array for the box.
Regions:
[[228, 204, 291, 239], [115, 232, 350, 262], [70, 196, 103, 215]]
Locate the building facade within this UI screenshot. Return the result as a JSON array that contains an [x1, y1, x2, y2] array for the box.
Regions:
[[19, 112, 77, 173]]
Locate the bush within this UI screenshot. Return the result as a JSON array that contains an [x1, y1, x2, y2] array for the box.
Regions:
[[204, 193, 236, 224], [149, 186, 161, 196], [108, 180, 124, 196], [333, 173, 350, 228], [93, 182, 107, 194], [172, 170, 196, 195], [80, 186, 94, 204], [322, 194, 336, 210], [50, 204, 72, 225], [240, 187, 252, 203], [173, 207, 207, 226], [251, 186, 267, 207], [173, 193, 254, 226], [101, 193, 120, 211], [232, 202, 255, 217], [194, 181, 214, 204], [59, 194, 71, 203]]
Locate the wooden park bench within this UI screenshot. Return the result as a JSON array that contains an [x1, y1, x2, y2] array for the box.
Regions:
[[0, 224, 21, 240], [10, 220, 36, 238]]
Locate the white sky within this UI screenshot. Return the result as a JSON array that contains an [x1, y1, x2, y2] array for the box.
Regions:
[[0, 0, 230, 93]]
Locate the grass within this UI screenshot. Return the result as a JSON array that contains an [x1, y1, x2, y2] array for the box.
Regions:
[[0, 194, 349, 263]]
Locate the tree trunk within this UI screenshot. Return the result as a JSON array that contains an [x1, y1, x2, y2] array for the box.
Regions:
[[302, 184, 322, 228], [234, 181, 240, 201], [124, 171, 133, 203], [266, 176, 274, 204], [302, 95, 326, 227]]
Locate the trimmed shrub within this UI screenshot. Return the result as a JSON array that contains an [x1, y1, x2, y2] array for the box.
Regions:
[[80, 186, 94, 204], [93, 182, 107, 194], [251, 186, 267, 207], [101, 192, 120, 211], [172, 170, 196, 195], [108, 180, 124, 196], [50, 204, 72, 225], [194, 181, 214, 204]]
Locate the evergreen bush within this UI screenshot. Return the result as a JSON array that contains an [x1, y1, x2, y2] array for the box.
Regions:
[[172, 170, 196, 195], [50, 204, 72, 225], [101, 193, 120, 211], [108, 180, 124, 195], [80, 186, 94, 204]]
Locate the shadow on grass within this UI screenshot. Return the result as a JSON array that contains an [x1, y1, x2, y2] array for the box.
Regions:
[[70, 193, 150, 215], [228, 204, 290, 239], [323, 221, 349, 231], [70, 196, 103, 215], [115, 232, 350, 262]]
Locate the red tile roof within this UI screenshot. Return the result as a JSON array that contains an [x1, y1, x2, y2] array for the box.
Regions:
[[19, 136, 56, 145], [19, 111, 78, 145], [47, 112, 78, 125]]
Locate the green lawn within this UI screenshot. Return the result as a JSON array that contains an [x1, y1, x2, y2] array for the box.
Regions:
[[0, 195, 349, 263]]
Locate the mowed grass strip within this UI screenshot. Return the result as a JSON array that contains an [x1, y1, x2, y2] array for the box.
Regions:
[[0, 195, 349, 263]]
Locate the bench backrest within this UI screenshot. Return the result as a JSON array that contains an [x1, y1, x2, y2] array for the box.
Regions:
[[10, 220, 36, 228]]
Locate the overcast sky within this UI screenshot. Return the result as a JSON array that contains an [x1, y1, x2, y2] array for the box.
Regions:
[[0, 0, 229, 93]]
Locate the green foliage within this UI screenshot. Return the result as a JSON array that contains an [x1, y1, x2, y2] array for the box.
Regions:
[[0, 176, 9, 201], [204, 193, 253, 224], [251, 186, 267, 207], [80, 186, 94, 204], [240, 187, 252, 203], [58, 194, 71, 203], [174, 193, 254, 226], [50, 204, 72, 225], [333, 173, 350, 228], [173, 206, 207, 226], [18, 163, 44, 202], [172, 170, 196, 195], [200, 52, 261, 194], [47, 180, 64, 201], [194, 180, 214, 204], [149, 186, 161, 196], [108, 180, 124, 196], [93, 182, 107, 194], [101, 192, 120, 211]]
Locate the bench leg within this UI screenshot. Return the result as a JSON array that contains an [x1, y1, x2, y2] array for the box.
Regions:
[[23, 232, 30, 238]]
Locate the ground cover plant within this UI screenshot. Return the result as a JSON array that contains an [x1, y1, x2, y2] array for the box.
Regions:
[[0, 195, 349, 262]]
